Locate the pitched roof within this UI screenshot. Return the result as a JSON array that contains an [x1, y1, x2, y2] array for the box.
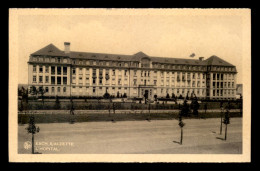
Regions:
[[68, 51, 134, 61], [31, 44, 66, 57], [31, 44, 234, 67], [150, 56, 207, 65], [203, 55, 234, 66]]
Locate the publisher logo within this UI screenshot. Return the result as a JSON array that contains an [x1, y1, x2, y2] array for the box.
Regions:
[[24, 141, 32, 150]]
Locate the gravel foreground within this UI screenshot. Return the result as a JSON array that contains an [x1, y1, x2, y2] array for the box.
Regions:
[[18, 118, 242, 154]]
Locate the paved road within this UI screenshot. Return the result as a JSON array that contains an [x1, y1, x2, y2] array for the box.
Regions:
[[18, 118, 242, 154]]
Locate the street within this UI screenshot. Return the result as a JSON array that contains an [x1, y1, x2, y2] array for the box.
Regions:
[[18, 118, 242, 154]]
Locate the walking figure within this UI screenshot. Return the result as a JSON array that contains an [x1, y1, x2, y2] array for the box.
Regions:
[[70, 99, 75, 115]]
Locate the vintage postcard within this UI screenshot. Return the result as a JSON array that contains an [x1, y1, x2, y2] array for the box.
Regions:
[[9, 8, 251, 162]]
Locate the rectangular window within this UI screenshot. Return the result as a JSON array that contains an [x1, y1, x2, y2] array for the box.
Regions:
[[63, 77, 67, 85], [52, 87, 54, 92], [45, 87, 49, 93], [93, 69, 96, 77], [112, 69, 115, 76], [93, 87, 96, 93], [134, 70, 137, 76], [45, 76, 49, 83], [58, 58, 61, 63], [99, 79, 102, 84], [57, 87, 60, 92], [51, 66, 55, 75], [57, 67, 61, 75], [39, 76, 43, 83], [57, 77, 61, 85], [63, 67, 67, 75], [63, 87, 66, 92], [72, 68, 76, 75], [45, 66, 49, 73], [79, 68, 83, 74], [51, 76, 55, 85], [93, 78, 96, 84], [39, 66, 43, 73], [33, 76, 36, 82], [33, 65, 36, 72]]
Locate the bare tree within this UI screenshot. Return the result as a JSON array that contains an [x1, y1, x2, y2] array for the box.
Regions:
[[223, 109, 230, 140], [25, 115, 40, 154], [178, 111, 185, 145]]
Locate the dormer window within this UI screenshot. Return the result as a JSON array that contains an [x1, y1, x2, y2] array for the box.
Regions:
[[141, 58, 150, 68], [58, 57, 61, 63]]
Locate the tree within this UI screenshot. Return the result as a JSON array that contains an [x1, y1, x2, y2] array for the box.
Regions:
[[25, 115, 40, 154], [239, 95, 243, 116], [147, 101, 151, 121], [70, 98, 75, 115], [181, 99, 190, 117], [38, 86, 46, 108], [144, 91, 148, 104], [204, 103, 208, 115], [29, 85, 38, 97], [179, 94, 183, 99], [154, 94, 158, 101], [123, 93, 127, 98], [186, 91, 189, 100], [178, 111, 185, 145], [19, 86, 28, 112], [223, 108, 230, 140], [219, 101, 224, 134], [191, 97, 200, 116], [103, 89, 110, 99], [171, 93, 176, 99], [117, 91, 120, 98], [54, 95, 61, 110], [112, 102, 116, 122], [166, 93, 170, 99]]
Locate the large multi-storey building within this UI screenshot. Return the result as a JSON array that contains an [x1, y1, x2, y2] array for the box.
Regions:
[[28, 42, 237, 100]]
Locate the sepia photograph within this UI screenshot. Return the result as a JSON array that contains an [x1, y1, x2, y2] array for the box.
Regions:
[[9, 8, 251, 162]]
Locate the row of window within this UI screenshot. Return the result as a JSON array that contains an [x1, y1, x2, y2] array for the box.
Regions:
[[33, 76, 67, 85], [212, 82, 235, 88], [213, 89, 235, 96], [32, 56, 68, 63], [32, 86, 67, 93], [33, 65, 67, 75], [32, 56, 235, 72], [212, 73, 234, 80]]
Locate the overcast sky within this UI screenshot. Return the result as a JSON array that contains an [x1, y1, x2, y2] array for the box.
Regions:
[[17, 9, 246, 84]]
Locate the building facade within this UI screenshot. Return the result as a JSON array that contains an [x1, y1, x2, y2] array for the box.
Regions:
[[28, 42, 237, 100]]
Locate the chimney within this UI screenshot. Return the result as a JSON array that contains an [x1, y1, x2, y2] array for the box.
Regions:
[[199, 57, 204, 61], [64, 42, 70, 54]]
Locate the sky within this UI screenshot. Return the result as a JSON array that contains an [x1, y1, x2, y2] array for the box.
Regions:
[[17, 9, 245, 84]]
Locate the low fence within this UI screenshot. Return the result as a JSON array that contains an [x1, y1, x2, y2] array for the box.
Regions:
[[18, 111, 242, 124], [18, 99, 242, 111]]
